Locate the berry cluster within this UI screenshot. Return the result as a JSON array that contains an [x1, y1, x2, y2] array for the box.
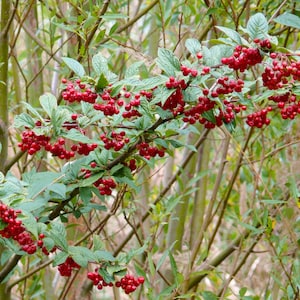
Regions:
[[45, 137, 76, 159], [93, 90, 123, 116], [82, 168, 117, 196], [136, 142, 165, 160], [58, 257, 81, 277], [211, 77, 244, 96], [122, 93, 142, 119], [124, 158, 137, 171], [87, 269, 145, 295], [18, 130, 50, 155], [19, 130, 97, 160], [87, 269, 114, 290], [165, 76, 187, 89], [183, 95, 216, 124], [36, 233, 58, 256], [62, 79, 98, 103], [269, 92, 300, 119], [70, 142, 98, 156], [162, 88, 185, 116], [254, 38, 272, 51], [246, 107, 272, 128], [100, 131, 130, 151], [180, 65, 198, 77], [221, 45, 263, 72], [0, 203, 37, 254], [115, 274, 145, 294], [94, 178, 117, 195], [262, 58, 300, 90]]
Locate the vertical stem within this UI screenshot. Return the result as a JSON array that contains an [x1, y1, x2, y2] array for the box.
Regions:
[[24, 0, 44, 105], [189, 137, 210, 248], [0, 1, 11, 298], [0, 0, 10, 174], [166, 132, 197, 251]]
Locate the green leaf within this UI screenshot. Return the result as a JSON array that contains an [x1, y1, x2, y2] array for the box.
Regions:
[[97, 268, 114, 283], [101, 13, 128, 20], [79, 172, 104, 187], [14, 113, 35, 129], [202, 110, 216, 124], [42, 237, 55, 252], [50, 222, 68, 252], [39, 93, 57, 118], [95, 73, 109, 91], [26, 171, 64, 199], [125, 61, 144, 78], [62, 57, 85, 77], [47, 183, 66, 198], [110, 164, 125, 176], [133, 75, 168, 91], [169, 252, 179, 284], [0, 172, 4, 184], [185, 38, 202, 56], [92, 54, 117, 82], [69, 246, 96, 267], [61, 128, 95, 144], [53, 251, 69, 267], [94, 250, 116, 262], [274, 12, 300, 30], [151, 86, 176, 105], [94, 149, 110, 166], [201, 291, 218, 300], [107, 264, 127, 275], [156, 48, 181, 76], [79, 187, 93, 205], [215, 26, 242, 44], [92, 235, 104, 251], [18, 211, 38, 238], [156, 249, 169, 271], [246, 13, 268, 39]]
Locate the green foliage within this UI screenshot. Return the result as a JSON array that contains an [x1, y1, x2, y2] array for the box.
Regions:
[[1, 1, 300, 300]]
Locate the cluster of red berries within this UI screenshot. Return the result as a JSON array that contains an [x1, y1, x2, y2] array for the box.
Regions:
[[162, 88, 185, 116], [87, 269, 114, 290], [246, 107, 272, 128], [183, 95, 216, 124], [18, 130, 50, 155], [269, 92, 300, 120], [87, 269, 145, 295], [122, 93, 143, 119], [115, 273, 145, 294], [262, 57, 300, 90], [124, 158, 137, 171], [94, 177, 117, 195], [221, 45, 263, 72], [136, 142, 165, 160], [19, 129, 97, 159], [0, 203, 37, 254], [45, 137, 76, 160], [222, 100, 247, 123], [62, 79, 98, 103], [165, 76, 187, 90], [71, 142, 98, 156], [180, 65, 198, 77], [58, 257, 81, 277], [37, 234, 57, 256], [211, 77, 244, 96], [254, 38, 272, 51], [93, 90, 124, 116], [100, 131, 130, 151]]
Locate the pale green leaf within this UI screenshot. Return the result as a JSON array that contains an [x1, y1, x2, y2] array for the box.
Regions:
[[62, 57, 85, 77], [247, 13, 268, 39], [274, 12, 300, 30]]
